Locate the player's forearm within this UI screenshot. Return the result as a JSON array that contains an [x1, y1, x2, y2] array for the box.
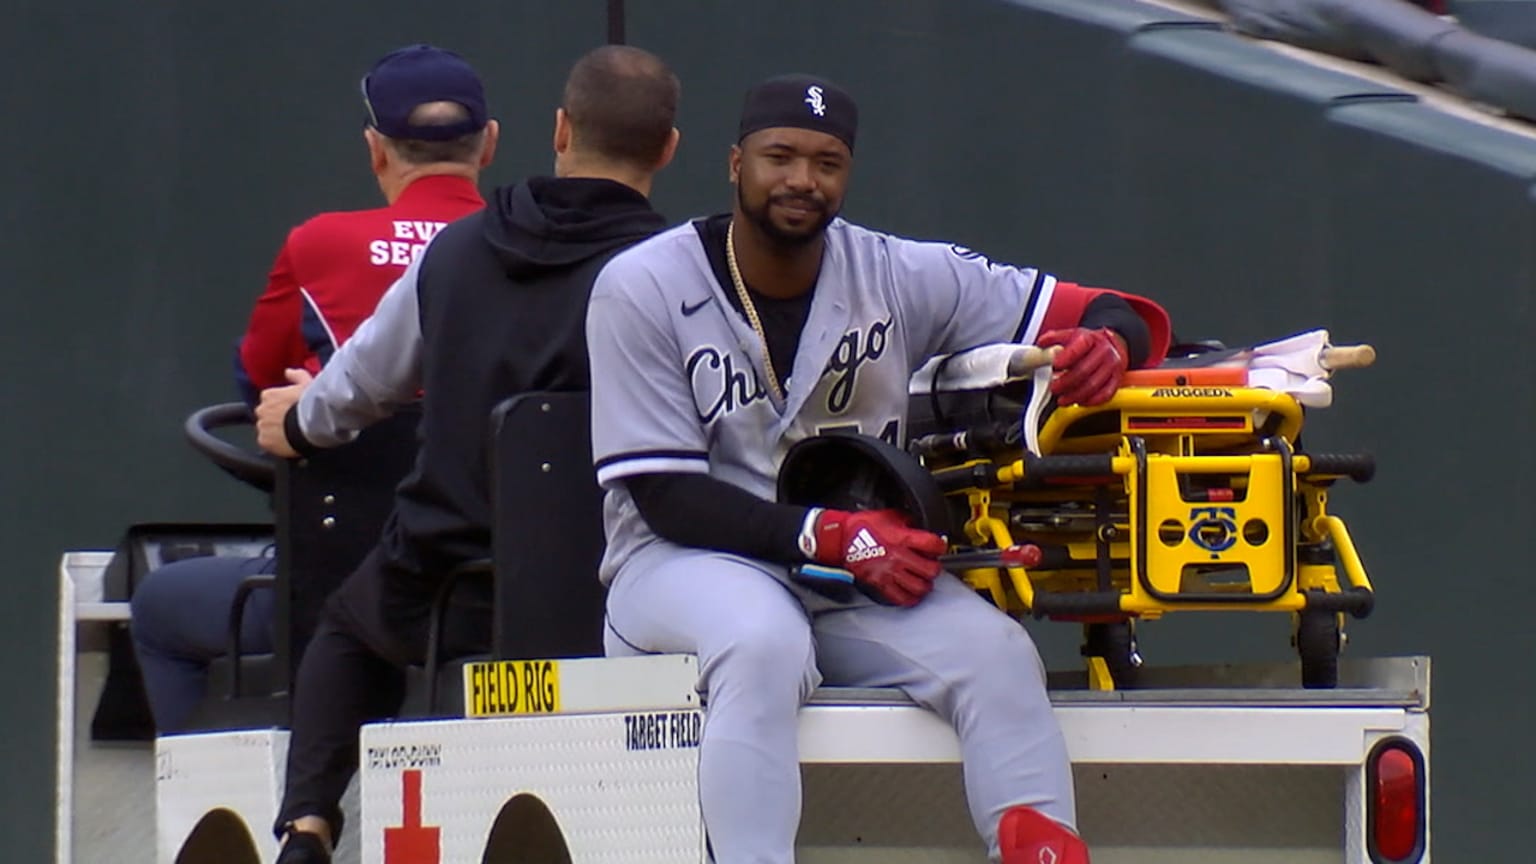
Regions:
[[284, 368, 395, 453], [1078, 293, 1151, 368], [626, 472, 809, 564], [285, 271, 424, 452]]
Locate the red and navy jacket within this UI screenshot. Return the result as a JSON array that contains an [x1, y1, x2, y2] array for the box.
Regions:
[[234, 174, 484, 405]]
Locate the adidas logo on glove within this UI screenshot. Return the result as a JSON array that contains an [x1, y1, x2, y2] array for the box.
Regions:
[[844, 528, 887, 563]]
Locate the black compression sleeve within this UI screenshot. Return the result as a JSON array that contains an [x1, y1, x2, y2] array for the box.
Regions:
[[1079, 293, 1151, 368], [282, 404, 323, 458], [626, 472, 810, 564]]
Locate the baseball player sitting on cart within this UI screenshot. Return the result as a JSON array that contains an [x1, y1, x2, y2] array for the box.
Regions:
[[586, 74, 1171, 864]]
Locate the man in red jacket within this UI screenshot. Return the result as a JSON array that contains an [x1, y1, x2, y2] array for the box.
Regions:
[[132, 43, 497, 735], [235, 42, 497, 404]]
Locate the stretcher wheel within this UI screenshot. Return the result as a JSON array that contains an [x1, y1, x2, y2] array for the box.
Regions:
[[1296, 609, 1341, 689], [1082, 621, 1141, 689]]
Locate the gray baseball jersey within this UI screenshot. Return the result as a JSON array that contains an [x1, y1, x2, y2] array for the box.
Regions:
[[587, 217, 1061, 582]]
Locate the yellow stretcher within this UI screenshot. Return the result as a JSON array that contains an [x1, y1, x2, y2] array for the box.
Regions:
[[909, 337, 1377, 690]]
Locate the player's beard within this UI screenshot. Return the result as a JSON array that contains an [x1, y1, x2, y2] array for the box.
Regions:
[[738, 183, 838, 249]]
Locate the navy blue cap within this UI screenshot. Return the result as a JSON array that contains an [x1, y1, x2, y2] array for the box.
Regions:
[[361, 44, 488, 141], [738, 74, 858, 153]]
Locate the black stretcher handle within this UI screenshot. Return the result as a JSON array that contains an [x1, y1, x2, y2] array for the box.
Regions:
[[1302, 587, 1375, 619], [1026, 591, 1125, 618], [931, 461, 1000, 493], [1023, 453, 1118, 479], [1302, 452, 1376, 483]]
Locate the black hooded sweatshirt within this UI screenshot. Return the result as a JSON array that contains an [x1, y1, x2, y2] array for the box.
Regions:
[[379, 176, 666, 578]]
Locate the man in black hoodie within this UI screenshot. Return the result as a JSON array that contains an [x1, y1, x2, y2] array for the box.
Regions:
[[252, 45, 679, 863]]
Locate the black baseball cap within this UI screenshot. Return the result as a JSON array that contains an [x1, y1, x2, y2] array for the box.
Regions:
[[361, 44, 488, 141], [738, 74, 858, 153]]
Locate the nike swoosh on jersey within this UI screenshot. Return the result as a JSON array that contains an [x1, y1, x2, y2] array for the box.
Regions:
[[680, 297, 712, 316]]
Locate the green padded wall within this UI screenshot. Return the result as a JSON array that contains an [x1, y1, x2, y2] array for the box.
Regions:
[[7, 0, 1533, 859], [1321, 101, 1536, 850], [0, 3, 608, 859]]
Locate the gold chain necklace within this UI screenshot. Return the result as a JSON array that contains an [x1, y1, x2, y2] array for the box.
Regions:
[[725, 219, 784, 401]]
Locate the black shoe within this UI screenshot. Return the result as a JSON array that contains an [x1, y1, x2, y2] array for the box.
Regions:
[[275, 831, 331, 864]]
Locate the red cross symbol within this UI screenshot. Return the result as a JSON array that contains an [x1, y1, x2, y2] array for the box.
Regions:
[[384, 769, 441, 864]]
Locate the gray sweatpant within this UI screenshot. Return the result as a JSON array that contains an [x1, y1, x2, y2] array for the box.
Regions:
[[603, 545, 1074, 864]]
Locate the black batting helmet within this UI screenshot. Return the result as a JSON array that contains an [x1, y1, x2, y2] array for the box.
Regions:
[[777, 431, 954, 536]]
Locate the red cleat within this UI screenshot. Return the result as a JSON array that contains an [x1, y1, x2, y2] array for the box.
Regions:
[[998, 806, 1090, 864]]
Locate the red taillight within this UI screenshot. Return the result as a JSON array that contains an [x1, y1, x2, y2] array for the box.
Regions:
[[1368, 739, 1426, 863]]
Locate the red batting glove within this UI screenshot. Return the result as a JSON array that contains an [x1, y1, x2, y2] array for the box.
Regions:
[[1036, 327, 1129, 406], [811, 509, 947, 607]]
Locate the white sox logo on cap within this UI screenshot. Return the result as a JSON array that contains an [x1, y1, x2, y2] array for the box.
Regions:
[[738, 75, 855, 151], [805, 85, 826, 116]]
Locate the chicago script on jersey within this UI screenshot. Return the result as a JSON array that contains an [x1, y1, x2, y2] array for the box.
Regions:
[[687, 345, 769, 423], [824, 318, 891, 413]]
